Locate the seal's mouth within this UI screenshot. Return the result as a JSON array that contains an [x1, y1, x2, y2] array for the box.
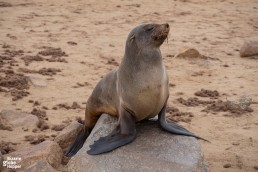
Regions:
[[151, 23, 170, 43]]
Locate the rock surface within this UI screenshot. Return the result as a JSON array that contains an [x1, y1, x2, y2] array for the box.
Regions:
[[54, 121, 83, 151], [4, 141, 63, 171], [23, 160, 57, 172], [240, 39, 258, 57], [175, 48, 208, 59], [66, 114, 209, 172], [0, 110, 39, 130], [25, 74, 48, 87]]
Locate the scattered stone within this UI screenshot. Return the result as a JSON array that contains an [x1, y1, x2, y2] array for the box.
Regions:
[[232, 142, 240, 146], [72, 82, 89, 88], [40, 68, 62, 76], [202, 100, 253, 115], [23, 127, 29, 131], [42, 106, 48, 110], [23, 160, 57, 172], [21, 55, 44, 66], [177, 97, 215, 107], [191, 71, 205, 77], [240, 39, 258, 57], [3, 49, 24, 57], [62, 156, 70, 166], [2, 43, 11, 48], [67, 114, 209, 172], [0, 141, 16, 154], [25, 135, 35, 142], [25, 135, 47, 145], [75, 117, 84, 124], [0, 2, 12, 7], [169, 83, 176, 87], [175, 48, 208, 59], [0, 115, 13, 131], [62, 118, 72, 124], [38, 47, 67, 57], [0, 73, 29, 90], [167, 54, 174, 57], [46, 57, 68, 63], [51, 124, 66, 131], [126, 3, 141, 8], [54, 102, 82, 110], [70, 102, 82, 109], [0, 87, 7, 92], [10, 89, 30, 101], [19, 67, 61, 76], [166, 106, 194, 123], [67, 41, 77, 45], [5, 141, 63, 170], [31, 108, 47, 119], [25, 74, 48, 87], [37, 119, 49, 131], [33, 101, 40, 106], [223, 163, 231, 168], [0, 110, 39, 130], [107, 58, 119, 66], [28, 135, 46, 145], [194, 89, 219, 98], [54, 121, 83, 151], [238, 95, 252, 110], [6, 33, 17, 40]]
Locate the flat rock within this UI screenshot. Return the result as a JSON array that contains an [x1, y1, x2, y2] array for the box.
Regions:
[[67, 114, 209, 172], [25, 74, 47, 87], [175, 48, 208, 59], [240, 39, 258, 57], [54, 121, 83, 151], [0, 110, 39, 130], [23, 160, 57, 172], [4, 141, 63, 171]]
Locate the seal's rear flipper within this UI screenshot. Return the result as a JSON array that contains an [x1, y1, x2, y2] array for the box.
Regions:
[[65, 127, 91, 157], [87, 110, 136, 155], [158, 104, 209, 142], [87, 131, 135, 155]]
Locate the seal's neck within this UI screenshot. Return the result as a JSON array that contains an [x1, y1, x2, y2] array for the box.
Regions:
[[122, 46, 163, 69]]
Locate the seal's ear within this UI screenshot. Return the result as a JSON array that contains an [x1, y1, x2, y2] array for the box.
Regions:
[[129, 34, 135, 43]]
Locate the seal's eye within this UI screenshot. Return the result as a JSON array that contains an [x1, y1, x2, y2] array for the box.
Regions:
[[145, 27, 154, 32]]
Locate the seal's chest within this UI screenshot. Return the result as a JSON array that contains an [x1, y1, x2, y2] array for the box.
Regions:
[[138, 69, 168, 94]]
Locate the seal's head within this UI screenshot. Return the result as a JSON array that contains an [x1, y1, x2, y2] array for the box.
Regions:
[[126, 23, 170, 49]]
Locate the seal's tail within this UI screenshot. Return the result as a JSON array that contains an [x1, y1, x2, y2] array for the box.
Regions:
[[65, 127, 91, 157]]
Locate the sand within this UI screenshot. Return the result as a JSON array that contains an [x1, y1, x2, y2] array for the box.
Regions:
[[0, 0, 258, 171]]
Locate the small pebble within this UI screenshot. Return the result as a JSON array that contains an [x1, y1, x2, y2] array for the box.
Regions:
[[223, 164, 231, 168]]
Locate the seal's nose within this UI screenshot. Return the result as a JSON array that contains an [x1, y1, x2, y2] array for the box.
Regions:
[[165, 23, 169, 28]]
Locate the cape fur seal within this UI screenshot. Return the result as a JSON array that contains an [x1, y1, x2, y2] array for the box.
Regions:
[[65, 23, 208, 156]]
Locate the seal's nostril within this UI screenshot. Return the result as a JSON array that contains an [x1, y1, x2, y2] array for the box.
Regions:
[[165, 23, 169, 28]]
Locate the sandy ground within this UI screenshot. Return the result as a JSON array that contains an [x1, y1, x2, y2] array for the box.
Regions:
[[0, 0, 258, 171]]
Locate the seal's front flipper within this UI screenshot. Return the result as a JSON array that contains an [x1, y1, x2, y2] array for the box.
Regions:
[[65, 127, 91, 157], [158, 103, 209, 142], [87, 110, 136, 155]]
